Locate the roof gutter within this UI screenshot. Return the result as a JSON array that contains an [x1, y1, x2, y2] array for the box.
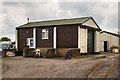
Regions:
[[16, 23, 82, 29]]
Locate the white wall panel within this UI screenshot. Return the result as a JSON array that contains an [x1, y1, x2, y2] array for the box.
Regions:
[[82, 19, 98, 28]]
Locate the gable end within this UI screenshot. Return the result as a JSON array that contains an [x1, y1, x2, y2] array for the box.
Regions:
[[81, 17, 101, 30]]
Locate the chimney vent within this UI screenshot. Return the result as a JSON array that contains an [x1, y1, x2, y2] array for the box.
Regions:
[[27, 18, 29, 23]]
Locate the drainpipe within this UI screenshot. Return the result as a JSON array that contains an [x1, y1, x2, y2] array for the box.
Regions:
[[15, 29, 18, 50], [118, 31, 120, 51], [27, 18, 30, 23]]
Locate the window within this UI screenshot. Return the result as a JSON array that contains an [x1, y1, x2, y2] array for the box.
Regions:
[[42, 29, 48, 39], [26, 38, 29, 46], [26, 38, 34, 48]]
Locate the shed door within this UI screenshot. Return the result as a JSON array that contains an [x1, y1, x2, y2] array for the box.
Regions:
[[87, 29, 94, 53]]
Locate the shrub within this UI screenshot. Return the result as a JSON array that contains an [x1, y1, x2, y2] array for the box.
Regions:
[[65, 49, 80, 59]]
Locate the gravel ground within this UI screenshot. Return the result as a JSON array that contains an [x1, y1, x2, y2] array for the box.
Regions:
[[107, 55, 119, 78], [2, 53, 120, 78], [88, 54, 119, 78]]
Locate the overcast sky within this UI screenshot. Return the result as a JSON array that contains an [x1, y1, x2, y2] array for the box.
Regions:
[[0, 1, 119, 41]]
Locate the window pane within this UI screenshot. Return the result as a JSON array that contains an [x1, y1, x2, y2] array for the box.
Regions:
[[46, 31, 48, 38], [26, 38, 29, 45], [30, 39, 33, 47], [42, 32, 45, 38], [42, 29, 46, 32], [42, 29, 48, 39]]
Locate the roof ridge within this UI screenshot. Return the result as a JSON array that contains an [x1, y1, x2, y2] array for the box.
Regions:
[[101, 31, 119, 37], [16, 16, 94, 29], [102, 31, 117, 34], [30, 16, 91, 23]]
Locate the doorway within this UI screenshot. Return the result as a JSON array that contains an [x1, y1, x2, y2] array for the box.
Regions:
[[87, 29, 94, 53], [104, 41, 108, 52]]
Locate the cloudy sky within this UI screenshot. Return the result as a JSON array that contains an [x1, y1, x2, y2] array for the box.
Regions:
[[0, 0, 119, 41]]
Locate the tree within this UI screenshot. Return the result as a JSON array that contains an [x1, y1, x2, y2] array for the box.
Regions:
[[0, 37, 11, 42]]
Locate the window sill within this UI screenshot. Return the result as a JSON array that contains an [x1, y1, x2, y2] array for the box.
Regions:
[[29, 47, 34, 48], [42, 38, 48, 40]]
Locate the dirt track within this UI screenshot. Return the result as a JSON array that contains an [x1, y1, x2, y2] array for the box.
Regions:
[[2, 53, 119, 78]]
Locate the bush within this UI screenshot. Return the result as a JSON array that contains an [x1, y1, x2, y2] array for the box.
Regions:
[[65, 49, 80, 60]]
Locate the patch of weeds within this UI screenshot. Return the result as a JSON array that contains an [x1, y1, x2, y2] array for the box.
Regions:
[[2, 57, 23, 60], [72, 55, 93, 59], [2, 57, 13, 59], [93, 55, 106, 59]]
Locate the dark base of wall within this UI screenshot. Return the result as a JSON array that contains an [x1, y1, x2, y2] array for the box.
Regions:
[[94, 52, 100, 54], [15, 51, 23, 56], [80, 53, 87, 56]]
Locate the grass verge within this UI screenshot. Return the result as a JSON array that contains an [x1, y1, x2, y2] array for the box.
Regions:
[[1, 57, 23, 60], [72, 55, 94, 59]]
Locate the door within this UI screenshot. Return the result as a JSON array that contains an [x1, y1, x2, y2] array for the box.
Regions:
[[104, 41, 107, 52], [87, 29, 94, 53]]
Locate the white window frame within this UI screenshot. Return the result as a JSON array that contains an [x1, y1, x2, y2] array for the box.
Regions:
[[26, 38, 34, 48], [42, 29, 49, 39]]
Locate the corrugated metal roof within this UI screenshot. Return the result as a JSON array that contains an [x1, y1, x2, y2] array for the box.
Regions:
[[16, 17, 91, 28]]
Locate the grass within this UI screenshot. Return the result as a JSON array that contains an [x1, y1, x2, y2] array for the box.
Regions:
[[92, 55, 106, 59], [72, 55, 94, 59], [72, 53, 107, 60], [1, 57, 23, 60], [2, 57, 13, 59]]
